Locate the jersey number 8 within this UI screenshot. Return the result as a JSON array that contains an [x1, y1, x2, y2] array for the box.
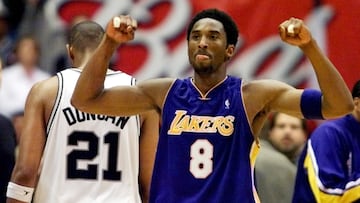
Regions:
[[190, 139, 214, 179]]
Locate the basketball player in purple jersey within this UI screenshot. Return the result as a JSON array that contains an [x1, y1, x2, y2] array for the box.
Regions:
[[293, 80, 360, 203], [71, 9, 353, 203]]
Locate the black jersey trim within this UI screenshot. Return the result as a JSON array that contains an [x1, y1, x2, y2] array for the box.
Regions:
[[46, 72, 64, 134]]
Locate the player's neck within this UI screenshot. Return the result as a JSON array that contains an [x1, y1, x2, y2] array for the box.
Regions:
[[191, 75, 227, 95]]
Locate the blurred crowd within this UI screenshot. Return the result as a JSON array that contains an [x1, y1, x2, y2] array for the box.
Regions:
[[0, 1, 73, 200], [0, 0, 94, 138]]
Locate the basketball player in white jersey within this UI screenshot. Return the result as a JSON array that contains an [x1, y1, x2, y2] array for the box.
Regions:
[[6, 20, 159, 203]]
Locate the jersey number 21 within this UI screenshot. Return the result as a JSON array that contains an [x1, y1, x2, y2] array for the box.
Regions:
[[66, 131, 121, 181]]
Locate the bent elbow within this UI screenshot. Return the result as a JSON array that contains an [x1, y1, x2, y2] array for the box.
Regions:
[[70, 96, 100, 114], [70, 97, 79, 108], [70, 97, 88, 112], [338, 100, 355, 116], [343, 102, 355, 114], [324, 102, 354, 119]]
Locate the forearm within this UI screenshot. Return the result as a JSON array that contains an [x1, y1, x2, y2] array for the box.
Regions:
[[6, 169, 37, 203], [300, 39, 353, 118], [71, 36, 118, 110]]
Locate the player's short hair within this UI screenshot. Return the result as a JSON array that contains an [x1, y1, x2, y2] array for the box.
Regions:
[[352, 79, 360, 98], [68, 20, 104, 52], [186, 8, 239, 47]]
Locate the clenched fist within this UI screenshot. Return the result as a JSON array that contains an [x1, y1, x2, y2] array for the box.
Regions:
[[279, 17, 312, 48], [106, 15, 138, 44]]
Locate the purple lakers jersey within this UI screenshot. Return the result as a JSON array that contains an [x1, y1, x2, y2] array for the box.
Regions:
[[293, 115, 360, 203], [150, 76, 260, 203]]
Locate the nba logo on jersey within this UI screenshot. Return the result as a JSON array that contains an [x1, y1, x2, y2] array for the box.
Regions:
[[225, 99, 230, 109]]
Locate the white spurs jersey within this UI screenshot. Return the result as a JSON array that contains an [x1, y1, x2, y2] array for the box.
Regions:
[[33, 68, 141, 203]]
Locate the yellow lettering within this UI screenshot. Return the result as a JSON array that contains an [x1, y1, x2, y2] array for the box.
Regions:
[[168, 110, 187, 135], [188, 116, 200, 131], [198, 116, 215, 133], [218, 116, 234, 136], [168, 111, 235, 136], [212, 117, 224, 132]]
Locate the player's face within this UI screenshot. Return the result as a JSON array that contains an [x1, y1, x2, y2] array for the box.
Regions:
[[17, 38, 39, 69], [188, 18, 230, 75], [268, 113, 306, 158]]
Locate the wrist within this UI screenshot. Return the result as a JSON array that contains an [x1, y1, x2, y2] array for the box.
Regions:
[[7, 182, 34, 202], [103, 35, 121, 50], [299, 38, 316, 50]]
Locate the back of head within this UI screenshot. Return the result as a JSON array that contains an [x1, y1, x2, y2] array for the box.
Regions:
[[186, 8, 239, 47], [68, 20, 104, 53], [352, 80, 360, 98], [352, 80, 360, 120]]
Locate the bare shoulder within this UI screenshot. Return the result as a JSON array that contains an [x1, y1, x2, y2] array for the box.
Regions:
[[138, 77, 176, 90], [242, 79, 297, 121], [27, 76, 59, 119], [30, 76, 58, 101], [138, 77, 176, 109], [242, 79, 303, 123], [243, 79, 294, 92], [242, 79, 296, 101]]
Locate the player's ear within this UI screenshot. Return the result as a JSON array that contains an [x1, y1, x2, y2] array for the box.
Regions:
[[66, 44, 74, 61], [225, 44, 235, 61], [354, 97, 359, 107]]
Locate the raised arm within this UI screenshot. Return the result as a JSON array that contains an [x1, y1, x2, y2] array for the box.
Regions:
[[276, 18, 353, 118], [71, 16, 171, 116]]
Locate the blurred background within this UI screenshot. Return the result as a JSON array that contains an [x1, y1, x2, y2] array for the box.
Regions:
[[1, 0, 359, 86]]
